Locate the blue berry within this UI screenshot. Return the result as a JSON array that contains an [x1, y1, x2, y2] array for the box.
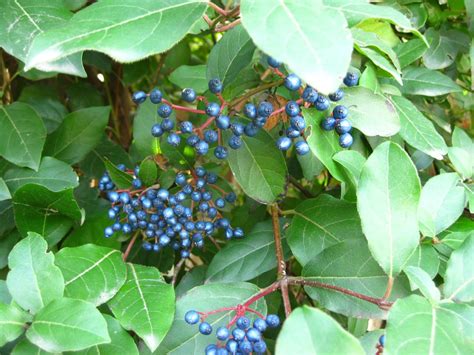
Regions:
[[204, 130, 218, 144], [236, 316, 250, 330], [161, 118, 174, 131], [150, 88, 162, 104], [244, 123, 259, 137], [253, 116, 267, 128], [253, 318, 267, 332], [195, 141, 209, 155], [284, 73, 301, 91], [253, 340, 267, 354], [187, 134, 200, 147], [215, 198, 225, 208], [122, 223, 132, 234], [243, 103, 257, 119], [246, 328, 261, 342], [266, 314, 280, 328], [167, 133, 181, 147], [329, 88, 344, 101], [295, 141, 310, 155], [226, 339, 238, 353], [228, 135, 242, 149], [302, 86, 318, 103], [142, 242, 152, 251], [205, 344, 218, 355], [206, 102, 220, 117], [267, 56, 281, 68], [107, 208, 117, 219], [216, 115, 231, 129], [181, 88, 196, 102], [277, 136, 292, 151], [209, 78, 223, 94], [315, 95, 330, 111], [232, 328, 246, 341], [132, 91, 147, 104], [225, 192, 236, 203], [290, 115, 306, 131], [258, 101, 273, 117], [104, 226, 114, 237], [344, 72, 359, 87], [285, 101, 300, 117], [158, 104, 172, 118], [107, 191, 119, 202], [180, 121, 193, 133], [286, 127, 300, 138], [379, 334, 386, 347], [216, 326, 229, 341], [339, 133, 353, 148], [335, 119, 352, 134], [195, 167, 206, 177], [151, 124, 163, 137], [333, 105, 348, 119], [214, 146, 228, 159], [240, 340, 252, 354], [321, 117, 336, 131], [132, 178, 142, 189], [199, 322, 213, 335], [119, 192, 130, 204]]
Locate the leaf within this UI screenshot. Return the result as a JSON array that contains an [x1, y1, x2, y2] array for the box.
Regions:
[[108, 264, 175, 352], [357, 142, 421, 277], [0, 0, 85, 76], [205, 221, 288, 283], [444, 235, 474, 302], [0, 200, 15, 237], [418, 173, 466, 237], [390, 95, 448, 160], [287, 194, 363, 266], [207, 25, 255, 87], [404, 266, 440, 302], [169, 65, 208, 93], [332, 150, 366, 188], [176, 265, 207, 297], [423, 28, 463, 70], [226, 129, 287, 204], [26, 298, 110, 352], [44, 106, 110, 164], [302, 239, 410, 319], [403, 244, 440, 279], [6, 232, 64, 314], [0, 303, 32, 346], [394, 38, 428, 68], [12, 339, 59, 355], [25, 0, 207, 71], [275, 306, 365, 355], [132, 100, 161, 158], [157, 282, 266, 354], [385, 295, 474, 354], [339, 87, 400, 137], [357, 47, 402, 84], [0, 103, 46, 171], [139, 159, 158, 186], [401, 67, 462, 96], [240, 0, 353, 94], [359, 63, 380, 93], [297, 149, 324, 180], [55, 244, 127, 306], [0, 178, 11, 201], [13, 184, 82, 246], [0, 230, 20, 269], [451, 127, 474, 178], [4, 157, 79, 194], [448, 147, 473, 179], [104, 158, 134, 189]]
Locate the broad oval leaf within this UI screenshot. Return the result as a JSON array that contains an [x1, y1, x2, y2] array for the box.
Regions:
[[26, 0, 207, 71], [357, 142, 421, 277], [139, 159, 158, 187], [275, 306, 365, 355], [401, 67, 461, 96], [26, 298, 110, 352], [287, 194, 363, 266], [132, 100, 162, 159], [4, 157, 79, 193], [226, 129, 287, 204], [12, 339, 59, 355], [339, 87, 400, 137], [390, 95, 448, 160], [6, 233, 64, 314], [104, 158, 134, 189], [302, 239, 410, 319], [403, 244, 440, 279], [158, 282, 266, 354], [169, 65, 208, 93], [444, 235, 474, 303], [0, 303, 32, 346], [394, 38, 428, 68], [44, 106, 110, 164], [404, 266, 440, 302], [240, 0, 353, 94], [385, 295, 474, 354], [108, 263, 175, 352], [55, 244, 127, 306], [207, 25, 255, 87], [332, 150, 366, 188], [0, 103, 46, 171], [418, 173, 466, 237]]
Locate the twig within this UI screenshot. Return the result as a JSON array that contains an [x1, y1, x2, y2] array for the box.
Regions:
[[172, 259, 185, 286], [229, 79, 284, 108], [214, 18, 241, 32], [289, 176, 315, 198], [123, 232, 139, 261]]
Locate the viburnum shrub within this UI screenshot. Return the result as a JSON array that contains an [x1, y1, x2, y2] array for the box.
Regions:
[[0, 1, 472, 354]]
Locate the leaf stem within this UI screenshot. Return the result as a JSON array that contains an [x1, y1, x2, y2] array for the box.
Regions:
[[382, 276, 394, 300], [289, 176, 315, 198], [123, 231, 139, 262], [228, 80, 284, 108]]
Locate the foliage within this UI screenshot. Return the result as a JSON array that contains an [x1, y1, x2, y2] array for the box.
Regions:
[[0, 0, 473, 354]]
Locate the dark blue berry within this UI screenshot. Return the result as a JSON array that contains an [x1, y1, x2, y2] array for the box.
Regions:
[[339, 133, 353, 148], [195, 141, 209, 155], [244, 123, 259, 137], [161, 118, 174, 131], [158, 104, 172, 118], [231, 123, 244, 136], [335, 119, 352, 134], [180, 121, 193, 133], [253, 340, 267, 354], [206, 102, 220, 116], [285, 101, 300, 117], [240, 340, 252, 354], [379, 334, 386, 347], [246, 328, 261, 342], [132, 91, 147, 104], [151, 124, 163, 137], [104, 226, 114, 237], [333, 105, 348, 120], [225, 192, 236, 203], [226, 339, 238, 353], [277, 136, 292, 151], [232, 328, 246, 341], [216, 326, 230, 341], [329, 88, 344, 101], [132, 178, 142, 189], [142, 242, 152, 251], [199, 322, 213, 335], [209, 78, 223, 94], [214, 146, 228, 159], [107, 191, 119, 202], [228, 135, 242, 149], [150, 88, 162, 104], [344, 72, 359, 87], [266, 314, 280, 328], [205, 344, 218, 355], [321, 117, 336, 131], [253, 116, 267, 128], [181, 88, 196, 102], [315, 95, 330, 111], [186, 134, 200, 147], [243, 103, 257, 119], [290, 115, 306, 131], [253, 318, 267, 332], [258, 101, 273, 117], [216, 115, 230, 129], [302, 86, 318, 103], [167, 133, 181, 147], [204, 130, 218, 143], [284, 73, 301, 91], [267, 56, 281, 68], [286, 127, 300, 138], [295, 141, 310, 155], [215, 198, 225, 208], [236, 316, 250, 330]]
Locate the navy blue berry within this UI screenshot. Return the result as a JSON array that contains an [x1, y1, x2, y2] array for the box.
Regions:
[[167, 133, 181, 147], [253, 318, 267, 332], [321, 117, 336, 131], [181, 88, 196, 102], [329, 88, 344, 101], [290, 115, 306, 131], [195, 140, 210, 155], [284, 74, 301, 91], [339, 133, 353, 148], [150, 88, 162, 104], [295, 141, 310, 155], [253, 340, 267, 354], [267, 56, 281, 68], [243, 103, 257, 119], [315, 95, 330, 111], [216, 115, 230, 129], [266, 314, 280, 328], [180, 121, 193, 134], [302, 86, 318, 103], [204, 130, 218, 144], [199, 322, 213, 335], [216, 326, 230, 341], [206, 102, 220, 117], [208, 78, 223, 94], [285, 101, 300, 117], [161, 118, 174, 131], [184, 310, 200, 324], [151, 124, 163, 137], [277, 136, 292, 151], [214, 146, 228, 159], [258, 101, 273, 117], [228, 135, 242, 149], [335, 119, 352, 134], [132, 91, 147, 104], [344, 72, 359, 87], [333, 105, 348, 120], [236, 316, 250, 330]]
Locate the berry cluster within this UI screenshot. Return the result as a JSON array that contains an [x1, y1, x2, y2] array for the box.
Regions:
[[98, 165, 242, 258], [185, 309, 280, 354]]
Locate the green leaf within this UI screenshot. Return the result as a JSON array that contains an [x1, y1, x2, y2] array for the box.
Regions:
[[176, 265, 207, 298], [394, 38, 428, 68], [207, 25, 255, 87], [0, 178, 11, 201], [401, 67, 461, 96], [418, 173, 466, 237], [448, 147, 473, 179], [4, 157, 78, 194], [423, 28, 465, 70], [0, 103, 46, 171], [26, 298, 110, 352], [240, 0, 353, 94], [305, 108, 345, 181], [444, 235, 474, 302], [12, 339, 59, 355], [0, 0, 86, 76], [6, 232, 64, 314], [25, 0, 207, 71], [13, 185, 82, 246], [0, 280, 11, 304], [303, 239, 410, 318], [357, 142, 421, 277], [139, 159, 158, 187], [169, 65, 208, 93], [0, 200, 15, 237], [104, 158, 134, 189], [356, 47, 402, 84], [403, 244, 440, 279], [275, 306, 365, 355], [385, 295, 474, 354], [359, 63, 380, 93], [132, 100, 161, 158], [108, 264, 174, 352], [332, 150, 366, 188], [226, 129, 287, 204], [404, 266, 440, 302], [206, 221, 288, 283], [44, 106, 110, 164], [0, 230, 20, 269], [0, 303, 32, 346], [158, 282, 266, 354], [55, 244, 127, 306], [287, 194, 363, 266], [339, 87, 400, 137], [296, 149, 324, 180], [390, 95, 448, 160]]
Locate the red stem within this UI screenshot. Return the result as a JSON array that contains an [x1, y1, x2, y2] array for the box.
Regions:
[[123, 232, 139, 261]]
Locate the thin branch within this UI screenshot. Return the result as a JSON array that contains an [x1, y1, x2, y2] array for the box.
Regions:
[[123, 231, 139, 261], [229, 79, 284, 109], [289, 176, 315, 198], [214, 18, 241, 32]]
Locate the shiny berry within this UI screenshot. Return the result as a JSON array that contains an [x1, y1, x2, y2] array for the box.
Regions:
[[335, 119, 352, 134], [295, 141, 310, 155], [258, 101, 273, 117], [232, 328, 246, 341], [290, 115, 306, 131], [150, 88, 162, 104], [195, 140, 209, 155], [184, 310, 200, 324], [339, 133, 353, 148], [236, 316, 250, 330], [180, 121, 193, 133], [253, 340, 267, 354], [329, 88, 344, 101], [161, 118, 174, 131], [158, 104, 172, 118], [204, 130, 218, 143], [216, 115, 230, 129], [167, 133, 181, 147], [181, 88, 196, 102], [315, 95, 330, 111], [246, 328, 262, 342], [199, 322, 213, 335], [206, 102, 220, 116], [132, 91, 147, 104], [209, 78, 223, 94], [253, 318, 267, 332], [216, 326, 230, 341], [266, 314, 280, 328], [277, 136, 292, 151], [228, 135, 242, 149], [284, 73, 301, 91], [244, 123, 259, 137], [321, 117, 336, 131], [243, 103, 257, 119], [302, 86, 318, 103], [333, 105, 348, 119], [214, 146, 228, 159], [267, 56, 281, 68], [344, 72, 359, 87], [285, 101, 300, 117]]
